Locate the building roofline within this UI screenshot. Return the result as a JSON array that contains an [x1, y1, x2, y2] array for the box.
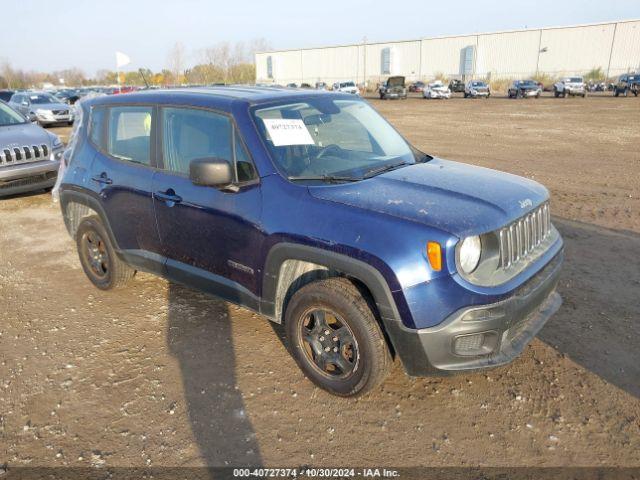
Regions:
[[255, 18, 640, 55]]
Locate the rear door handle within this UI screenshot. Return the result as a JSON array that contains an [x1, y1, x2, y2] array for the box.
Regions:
[[155, 190, 182, 204], [91, 173, 113, 185]]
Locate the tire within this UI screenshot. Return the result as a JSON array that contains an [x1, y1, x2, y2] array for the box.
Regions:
[[463, 92, 468, 98], [67, 121, 73, 126], [76, 216, 135, 290], [554, 91, 560, 98], [284, 277, 392, 397], [614, 89, 619, 97]]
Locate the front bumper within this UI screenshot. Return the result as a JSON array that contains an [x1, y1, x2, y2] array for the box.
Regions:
[[37, 117, 73, 125], [385, 250, 563, 376], [469, 90, 490, 97], [35, 112, 73, 125], [0, 159, 60, 197], [425, 91, 451, 99], [383, 92, 407, 98]]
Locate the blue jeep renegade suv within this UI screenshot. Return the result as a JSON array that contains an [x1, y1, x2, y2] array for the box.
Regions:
[[58, 87, 563, 397]]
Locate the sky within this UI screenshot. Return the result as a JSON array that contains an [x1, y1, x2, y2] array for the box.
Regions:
[[1, 0, 638, 75]]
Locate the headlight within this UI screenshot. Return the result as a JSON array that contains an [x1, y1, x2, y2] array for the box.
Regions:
[[52, 136, 63, 148], [459, 236, 481, 274]]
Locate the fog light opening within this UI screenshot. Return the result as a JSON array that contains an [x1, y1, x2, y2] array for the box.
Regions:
[[453, 331, 498, 356]]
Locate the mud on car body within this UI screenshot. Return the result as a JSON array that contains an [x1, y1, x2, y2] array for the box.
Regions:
[[58, 87, 563, 397]]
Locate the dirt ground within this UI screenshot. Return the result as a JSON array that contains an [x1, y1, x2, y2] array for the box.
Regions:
[[0, 95, 639, 472]]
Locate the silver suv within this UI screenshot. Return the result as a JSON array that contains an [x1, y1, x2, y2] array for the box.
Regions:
[[0, 100, 64, 197], [553, 77, 587, 98], [9, 91, 74, 126]]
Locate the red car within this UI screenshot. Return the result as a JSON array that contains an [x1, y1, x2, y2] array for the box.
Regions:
[[408, 81, 425, 93]]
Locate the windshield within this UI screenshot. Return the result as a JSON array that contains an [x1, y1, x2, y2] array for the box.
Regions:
[[29, 94, 57, 104], [340, 82, 355, 88], [0, 101, 26, 126], [253, 98, 423, 182], [471, 81, 486, 87], [569, 77, 583, 83], [521, 80, 537, 86]]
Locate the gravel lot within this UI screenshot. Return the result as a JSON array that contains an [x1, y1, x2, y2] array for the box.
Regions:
[[1, 95, 639, 471]]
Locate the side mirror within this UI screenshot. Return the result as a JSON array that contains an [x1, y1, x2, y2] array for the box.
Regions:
[[189, 157, 233, 188]]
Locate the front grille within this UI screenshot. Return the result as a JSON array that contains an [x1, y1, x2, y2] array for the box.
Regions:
[[0, 144, 50, 166], [498, 203, 551, 269], [52, 110, 69, 116]]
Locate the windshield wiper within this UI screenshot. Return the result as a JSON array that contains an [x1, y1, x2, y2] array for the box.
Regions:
[[363, 161, 409, 179], [288, 174, 362, 183]]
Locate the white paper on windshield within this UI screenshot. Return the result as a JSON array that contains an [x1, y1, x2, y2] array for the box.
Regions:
[[263, 119, 315, 146]]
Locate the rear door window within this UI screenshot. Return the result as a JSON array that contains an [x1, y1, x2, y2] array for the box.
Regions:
[[107, 106, 153, 165]]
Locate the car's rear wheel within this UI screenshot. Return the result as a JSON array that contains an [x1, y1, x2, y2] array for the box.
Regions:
[[285, 277, 392, 397], [76, 216, 135, 290]]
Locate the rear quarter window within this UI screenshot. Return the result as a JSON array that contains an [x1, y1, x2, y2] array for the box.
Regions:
[[89, 107, 107, 150]]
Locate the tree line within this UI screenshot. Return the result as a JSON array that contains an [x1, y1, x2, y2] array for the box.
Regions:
[[0, 39, 270, 89]]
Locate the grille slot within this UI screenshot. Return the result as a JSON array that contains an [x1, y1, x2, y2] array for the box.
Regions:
[[0, 144, 51, 165], [499, 203, 551, 269]]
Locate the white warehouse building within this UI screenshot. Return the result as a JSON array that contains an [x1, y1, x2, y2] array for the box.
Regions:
[[255, 19, 640, 86]]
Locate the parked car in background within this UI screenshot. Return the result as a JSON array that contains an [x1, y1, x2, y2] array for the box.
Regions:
[[0, 100, 64, 197], [449, 79, 465, 93], [332, 81, 359, 95], [464, 80, 490, 98], [422, 81, 451, 99], [613, 73, 640, 97], [315, 82, 327, 90], [507, 80, 541, 98], [553, 77, 587, 97], [379, 76, 407, 99], [408, 81, 425, 93], [58, 87, 563, 397], [9, 92, 74, 126], [286, 83, 298, 88], [300, 83, 313, 89], [0, 90, 15, 102], [55, 90, 81, 105]]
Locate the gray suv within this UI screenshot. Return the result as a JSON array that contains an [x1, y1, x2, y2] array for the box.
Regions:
[[9, 92, 74, 126], [0, 100, 64, 197]]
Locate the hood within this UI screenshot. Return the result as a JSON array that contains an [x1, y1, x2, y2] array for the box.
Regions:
[[0, 122, 51, 148], [31, 102, 69, 112], [386, 76, 405, 87], [308, 158, 549, 238]]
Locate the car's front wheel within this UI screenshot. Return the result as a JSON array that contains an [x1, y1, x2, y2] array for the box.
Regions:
[[76, 216, 135, 290], [285, 278, 392, 397]]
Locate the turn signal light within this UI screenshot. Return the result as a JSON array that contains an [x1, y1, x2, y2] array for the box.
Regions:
[[427, 242, 442, 271]]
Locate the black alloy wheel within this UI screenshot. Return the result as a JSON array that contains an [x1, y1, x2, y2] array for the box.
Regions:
[[299, 308, 359, 379]]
